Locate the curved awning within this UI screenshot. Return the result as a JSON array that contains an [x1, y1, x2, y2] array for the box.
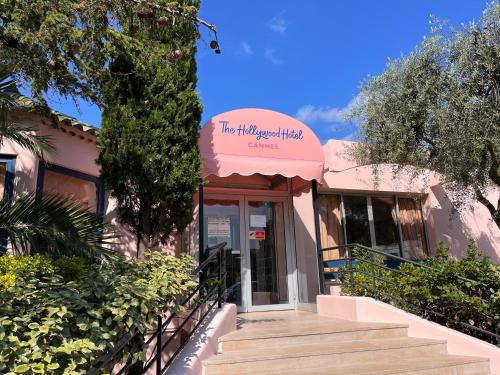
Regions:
[[199, 108, 324, 181]]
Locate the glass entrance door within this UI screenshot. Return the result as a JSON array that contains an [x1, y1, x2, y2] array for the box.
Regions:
[[203, 194, 295, 312], [203, 198, 243, 307], [246, 200, 290, 309]]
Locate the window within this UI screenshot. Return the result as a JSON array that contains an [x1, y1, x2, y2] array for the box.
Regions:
[[343, 195, 371, 247], [43, 170, 97, 212], [0, 156, 15, 205], [318, 194, 344, 261], [0, 156, 16, 254], [318, 193, 428, 260], [36, 163, 104, 216], [398, 197, 427, 260], [371, 196, 400, 256]]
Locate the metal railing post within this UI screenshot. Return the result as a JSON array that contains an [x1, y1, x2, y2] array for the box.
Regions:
[[496, 322, 500, 348], [217, 248, 222, 309], [370, 249, 376, 288], [347, 245, 355, 291], [156, 315, 162, 375]]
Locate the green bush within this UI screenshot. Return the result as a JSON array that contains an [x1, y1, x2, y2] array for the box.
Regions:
[[0, 252, 196, 374], [341, 242, 500, 344], [0, 254, 91, 291], [52, 257, 90, 282]]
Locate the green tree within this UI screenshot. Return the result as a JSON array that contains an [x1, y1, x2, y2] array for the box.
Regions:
[[349, 2, 500, 228], [0, 0, 216, 105], [97, 2, 202, 256]]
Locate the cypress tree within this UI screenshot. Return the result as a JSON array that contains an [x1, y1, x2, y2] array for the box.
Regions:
[[98, 3, 202, 255]]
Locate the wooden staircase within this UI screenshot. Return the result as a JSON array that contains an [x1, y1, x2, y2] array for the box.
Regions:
[[202, 310, 491, 375]]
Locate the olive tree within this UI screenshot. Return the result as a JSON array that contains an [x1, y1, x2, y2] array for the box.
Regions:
[[349, 2, 500, 228]]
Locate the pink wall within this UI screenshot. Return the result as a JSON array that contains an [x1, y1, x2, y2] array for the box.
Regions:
[[321, 140, 500, 262], [165, 304, 237, 375], [0, 114, 140, 256], [3, 114, 498, 261]]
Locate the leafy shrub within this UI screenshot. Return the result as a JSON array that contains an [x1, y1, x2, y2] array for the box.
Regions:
[[52, 256, 90, 282], [341, 241, 500, 344], [0, 253, 54, 276], [0, 252, 196, 374], [0, 254, 54, 291], [0, 254, 90, 291]]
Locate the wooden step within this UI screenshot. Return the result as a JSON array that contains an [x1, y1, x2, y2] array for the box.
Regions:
[[259, 355, 491, 375], [219, 319, 408, 352], [204, 337, 447, 375]]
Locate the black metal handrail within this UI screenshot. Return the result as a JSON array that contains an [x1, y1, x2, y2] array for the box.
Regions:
[[320, 243, 500, 347], [87, 242, 228, 375]]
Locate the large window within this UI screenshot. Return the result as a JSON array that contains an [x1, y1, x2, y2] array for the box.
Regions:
[[318, 193, 428, 260], [36, 163, 104, 216]]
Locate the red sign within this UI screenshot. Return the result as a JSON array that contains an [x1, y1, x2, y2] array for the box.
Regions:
[[249, 230, 266, 240]]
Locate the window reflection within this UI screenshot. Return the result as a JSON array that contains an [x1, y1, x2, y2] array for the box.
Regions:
[[371, 196, 400, 256], [318, 194, 428, 260], [203, 199, 242, 306], [343, 196, 371, 247]]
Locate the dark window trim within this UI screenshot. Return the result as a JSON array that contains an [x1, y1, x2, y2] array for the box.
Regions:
[[0, 155, 16, 207], [35, 161, 105, 217], [0, 155, 16, 254]]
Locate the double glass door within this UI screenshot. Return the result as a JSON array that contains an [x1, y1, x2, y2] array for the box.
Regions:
[[203, 195, 295, 312]]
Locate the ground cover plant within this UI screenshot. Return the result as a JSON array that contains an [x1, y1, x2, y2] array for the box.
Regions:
[[0, 252, 196, 374], [340, 242, 500, 344]]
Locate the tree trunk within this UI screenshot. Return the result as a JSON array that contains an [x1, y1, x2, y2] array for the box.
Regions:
[[475, 189, 500, 229]]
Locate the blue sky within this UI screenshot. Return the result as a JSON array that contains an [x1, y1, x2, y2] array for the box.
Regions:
[[46, 1, 486, 143]]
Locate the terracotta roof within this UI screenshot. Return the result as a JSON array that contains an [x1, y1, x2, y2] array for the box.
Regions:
[[14, 94, 98, 136]]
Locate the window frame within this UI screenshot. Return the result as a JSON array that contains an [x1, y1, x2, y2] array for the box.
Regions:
[[318, 191, 429, 258], [0, 155, 16, 207], [35, 161, 105, 217], [0, 155, 17, 254]]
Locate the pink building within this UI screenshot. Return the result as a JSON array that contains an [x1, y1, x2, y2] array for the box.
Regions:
[[1, 107, 498, 312]]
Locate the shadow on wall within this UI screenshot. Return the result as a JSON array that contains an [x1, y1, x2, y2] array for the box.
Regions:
[[13, 168, 38, 199], [103, 201, 137, 258], [425, 184, 500, 263], [292, 186, 320, 304]]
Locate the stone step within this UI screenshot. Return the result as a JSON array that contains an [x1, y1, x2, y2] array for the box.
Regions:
[[204, 337, 447, 375], [219, 320, 408, 352], [260, 355, 491, 375]]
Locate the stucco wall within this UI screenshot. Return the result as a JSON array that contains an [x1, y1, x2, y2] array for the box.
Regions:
[[2, 116, 498, 261], [0, 114, 139, 256], [292, 185, 320, 305], [321, 140, 500, 262]]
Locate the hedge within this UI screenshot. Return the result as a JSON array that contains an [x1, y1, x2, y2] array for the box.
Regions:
[[0, 252, 196, 374], [340, 241, 500, 344]]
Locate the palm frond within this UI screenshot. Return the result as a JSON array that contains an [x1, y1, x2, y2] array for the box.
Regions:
[[0, 193, 119, 260], [0, 68, 55, 159], [0, 121, 55, 159]]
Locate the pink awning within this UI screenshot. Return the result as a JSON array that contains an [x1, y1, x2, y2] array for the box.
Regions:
[[199, 108, 324, 181]]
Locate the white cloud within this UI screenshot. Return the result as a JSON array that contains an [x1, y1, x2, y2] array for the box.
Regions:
[[267, 14, 289, 34], [241, 41, 253, 56], [295, 95, 364, 124], [265, 48, 283, 65], [295, 105, 345, 123]]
